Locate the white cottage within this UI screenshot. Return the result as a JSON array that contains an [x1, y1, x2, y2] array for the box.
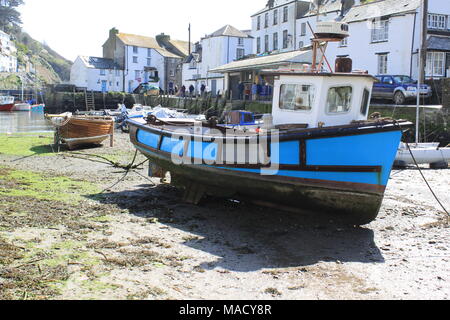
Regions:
[[0, 30, 17, 73], [328, 0, 450, 79], [70, 56, 124, 92], [182, 25, 253, 96]]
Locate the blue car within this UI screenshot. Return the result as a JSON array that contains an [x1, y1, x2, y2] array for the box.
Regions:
[[372, 75, 432, 105]]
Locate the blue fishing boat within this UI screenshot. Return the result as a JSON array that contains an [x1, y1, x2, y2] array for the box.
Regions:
[[126, 23, 411, 225]]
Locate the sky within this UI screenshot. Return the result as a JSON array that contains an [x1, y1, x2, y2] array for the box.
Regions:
[[19, 0, 266, 62]]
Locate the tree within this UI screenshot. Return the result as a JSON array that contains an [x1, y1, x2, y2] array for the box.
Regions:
[[0, 0, 25, 30]]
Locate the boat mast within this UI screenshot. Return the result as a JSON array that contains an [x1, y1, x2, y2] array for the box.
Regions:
[[416, 0, 428, 144]]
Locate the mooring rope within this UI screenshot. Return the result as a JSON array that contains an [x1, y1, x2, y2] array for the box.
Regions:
[[393, 120, 449, 218]]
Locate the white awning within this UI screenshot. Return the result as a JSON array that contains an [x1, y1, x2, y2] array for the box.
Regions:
[[209, 50, 313, 74]]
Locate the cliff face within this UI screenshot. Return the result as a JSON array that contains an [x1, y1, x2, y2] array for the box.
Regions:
[[0, 27, 72, 89]]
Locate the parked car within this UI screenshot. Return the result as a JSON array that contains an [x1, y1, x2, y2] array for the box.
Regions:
[[372, 75, 432, 105]]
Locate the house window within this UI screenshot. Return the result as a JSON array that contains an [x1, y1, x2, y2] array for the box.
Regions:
[[279, 84, 315, 111], [257, 16, 261, 30], [133, 56, 138, 63], [265, 13, 269, 28], [265, 35, 269, 52], [340, 37, 348, 47], [133, 46, 138, 54], [115, 69, 120, 76], [273, 33, 278, 51], [147, 58, 151, 66], [371, 19, 389, 42], [426, 52, 445, 77], [283, 6, 288, 23], [299, 41, 304, 49], [283, 30, 289, 49], [257, 37, 261, 54], [378, 54, 388, 74], [100, 69, 106, 76], [169, 69, 175, 77], [135, 70, 140, 79], [238, 37, 244, 46], [147, 48, 151, 57], [428, 14, 447, 30], [236, 48, 245, 60], [273, 9, 278, 25], [301, 23, 306, 36], [326, 86, 353, 114]]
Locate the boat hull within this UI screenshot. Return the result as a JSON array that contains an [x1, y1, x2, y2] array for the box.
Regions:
[[47, 115, 114, 150], [128, 120, 407, 225], [12, 103, 31, 111], [0, 103, 14, 112]]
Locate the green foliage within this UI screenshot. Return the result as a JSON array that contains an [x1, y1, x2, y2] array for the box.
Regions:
[[0, 0, 24, 29]]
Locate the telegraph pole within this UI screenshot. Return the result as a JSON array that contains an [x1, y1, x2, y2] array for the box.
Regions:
[[416, 0, 428, 144], [188, 23, 191, 55]]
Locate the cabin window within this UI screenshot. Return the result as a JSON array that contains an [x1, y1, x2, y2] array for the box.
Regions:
[[279, 84, 315, 111], [326, 86, 353, 114], [361, 88, 370, 116]]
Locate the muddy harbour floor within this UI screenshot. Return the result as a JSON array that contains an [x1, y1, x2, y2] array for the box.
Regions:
[[0, 131, 448, 300]]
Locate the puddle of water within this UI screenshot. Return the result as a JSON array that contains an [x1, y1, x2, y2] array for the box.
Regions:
[[0, 111, 53, 134]]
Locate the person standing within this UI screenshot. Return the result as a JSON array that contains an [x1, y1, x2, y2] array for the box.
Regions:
[[189, 84, 195, 97], [238, 81, 245, 100], [200, 83, 206, 97], [181, 85, 186, 98], [251, 82, 258, 101]]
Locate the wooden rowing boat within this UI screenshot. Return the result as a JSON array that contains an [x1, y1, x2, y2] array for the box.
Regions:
[[46, 114, 114, 150]]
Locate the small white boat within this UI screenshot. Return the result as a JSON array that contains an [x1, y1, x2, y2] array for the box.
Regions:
[[12, 103, 31, 111], [396, 143, 450, 168]]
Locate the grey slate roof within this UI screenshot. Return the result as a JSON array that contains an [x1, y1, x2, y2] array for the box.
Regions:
[[80, 56, 121, 70], [303, 0, 343, 17], [343, 0, 421, 23], [208, 25, 252, 38], [428, 36, 450, 51]]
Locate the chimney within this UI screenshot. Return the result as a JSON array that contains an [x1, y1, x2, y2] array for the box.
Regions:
[[156, 33, 171, 46], [109, 27, 119, 39]]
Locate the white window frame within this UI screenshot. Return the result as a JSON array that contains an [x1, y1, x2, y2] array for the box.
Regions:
[[283, 6, 288, 23], [371, 19, 389, 43], [236, 48, 245, 60], [325, 85, 354, 115], [378, 54, 388, 74], [428, 14, 447, 30], [426, 52, 445, 77], [273, 32, 278, 51]]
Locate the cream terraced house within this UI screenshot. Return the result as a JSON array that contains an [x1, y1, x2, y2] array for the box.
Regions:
[[102, 28, 190, 93]]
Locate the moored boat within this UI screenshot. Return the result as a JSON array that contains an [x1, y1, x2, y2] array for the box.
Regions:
[[0, 96, 15, 112], [45, 113, 115, 150], [126, 23, 412, 225], [12, 103, 31, 112]]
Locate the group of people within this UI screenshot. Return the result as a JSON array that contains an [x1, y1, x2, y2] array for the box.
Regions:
[[177, 83, 208, 98], [238, 80, 273, 101]]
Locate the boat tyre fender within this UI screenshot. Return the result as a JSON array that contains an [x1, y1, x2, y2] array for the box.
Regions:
[[146, 115, 158, 125]]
